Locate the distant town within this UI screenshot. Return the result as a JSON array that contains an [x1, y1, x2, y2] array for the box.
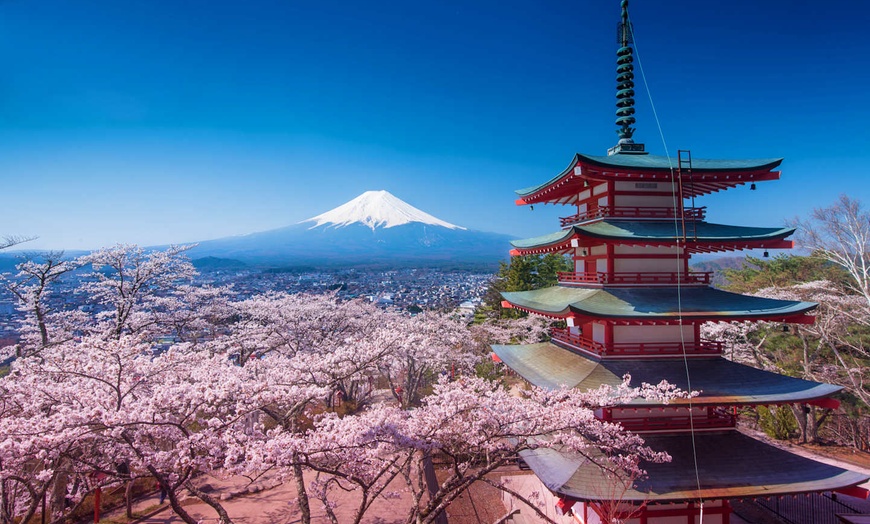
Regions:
[[0, 266, 494, 342]]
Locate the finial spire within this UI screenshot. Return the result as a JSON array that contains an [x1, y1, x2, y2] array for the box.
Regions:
[[608, 0, 646, 155], [615, 0, 636, 140]]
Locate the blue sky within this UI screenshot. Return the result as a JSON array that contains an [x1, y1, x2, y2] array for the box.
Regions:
[[1, 0, 867, 251]]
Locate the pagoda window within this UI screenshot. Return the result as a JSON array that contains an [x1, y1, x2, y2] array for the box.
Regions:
[[613, 257, 681, 273], [595, 258, 608, 274], [614, 180, 678, 193], [612, 193, 678, 208], [613, 324, 695, 345], [591, 323, 607, 345], [614, 245, 680, 256]]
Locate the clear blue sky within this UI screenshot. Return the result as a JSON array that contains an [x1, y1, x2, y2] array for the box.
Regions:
[[1, 0, 867, 251]]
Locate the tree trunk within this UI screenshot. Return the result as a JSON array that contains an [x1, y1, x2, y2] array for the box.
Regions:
[[125, 480, 134, 519], [292, 461, 312, 524], [185, 482, 234, 524], [790, 404, 809, 443], [49, 462, 69, 518], [421, 453, 448, 524], [147, 468, 198, 524]]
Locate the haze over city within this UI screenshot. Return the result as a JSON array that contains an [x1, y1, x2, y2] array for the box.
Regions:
[[2, 0, 868, 251]]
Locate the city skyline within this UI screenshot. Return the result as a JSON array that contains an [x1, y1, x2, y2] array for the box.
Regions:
[[1, 0, 867, 251]]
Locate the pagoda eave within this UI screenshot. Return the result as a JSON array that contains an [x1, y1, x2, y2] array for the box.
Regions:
[[515, 154, 783, 205], [500, 300, 570, 319], [510, 239, 794, 257], [492, 343, 843, 405], [567, 311, 816, 325], [510, 222, 796, 255], [500, 286, 817, 322], [520, 431, 869, 503]]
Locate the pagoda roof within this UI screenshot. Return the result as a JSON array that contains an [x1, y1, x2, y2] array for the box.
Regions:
[[510, 221, 795, 255], [491, 342, 841, 406], [515, 153, 783, 204], [500, 286, 816, 322], [520, 430, 868, 503]]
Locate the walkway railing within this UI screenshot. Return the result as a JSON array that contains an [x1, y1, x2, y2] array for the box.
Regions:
[[560, 206, 706, 227], [551, 328, 723, 357], [557, 271, 712, 286], [615, 412, 736, 432], [755, 492, 865, 524]]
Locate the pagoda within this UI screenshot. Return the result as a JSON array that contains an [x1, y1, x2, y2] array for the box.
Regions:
[[492, 2, 869, 523]]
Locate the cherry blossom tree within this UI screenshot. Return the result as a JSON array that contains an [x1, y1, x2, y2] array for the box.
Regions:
[[241, 376, 683, 524], [376, 311, 477, 409], [0, 243, 689, 524], [0, 333, 275, 524], [77, 244, 198, 339], [218, 292, 413, 523], [1, 253, 82, 357]]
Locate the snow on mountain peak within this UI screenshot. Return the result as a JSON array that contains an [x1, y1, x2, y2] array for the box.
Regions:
[[301, 190, 466, 231]]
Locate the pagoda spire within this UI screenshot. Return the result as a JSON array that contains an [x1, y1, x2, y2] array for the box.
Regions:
[[609, 0, 646, 155]]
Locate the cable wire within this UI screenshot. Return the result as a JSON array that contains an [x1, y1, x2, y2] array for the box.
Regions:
[[628, 12, 705, 519]]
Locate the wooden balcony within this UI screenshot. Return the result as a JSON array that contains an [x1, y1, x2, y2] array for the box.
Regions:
[[614, 412, 736, 433], [551, 328, 723, 357], [557, 271, 713, 286], [560, 205, 706, 227]]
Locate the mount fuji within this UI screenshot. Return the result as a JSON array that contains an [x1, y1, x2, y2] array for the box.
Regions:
[[188, 191, 513, 268]]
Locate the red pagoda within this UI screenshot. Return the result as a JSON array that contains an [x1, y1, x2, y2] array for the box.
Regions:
[[492, 2, 869, 523]]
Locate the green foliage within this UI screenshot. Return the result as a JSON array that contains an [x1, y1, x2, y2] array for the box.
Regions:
[[474, 356, 505, 384], [757, 405, 798, 440], [483, 254, 572, 318], [721, 254, 850, 293]]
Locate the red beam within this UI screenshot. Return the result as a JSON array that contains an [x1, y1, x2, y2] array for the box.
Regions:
[[807, 398, 840, 410], [836, 486, 870, 499]]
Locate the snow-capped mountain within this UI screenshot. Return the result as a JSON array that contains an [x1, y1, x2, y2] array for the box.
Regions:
[[188, 191, 512, 268], [302, 190, 465, 231]]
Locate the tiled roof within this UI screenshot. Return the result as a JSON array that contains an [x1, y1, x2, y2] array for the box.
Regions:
[[520, 431, 868, 502], [516, 153, 782, 198], [500, 286, 816, 320], [510, 221, 794, 249], [491, 342, 841, 405]]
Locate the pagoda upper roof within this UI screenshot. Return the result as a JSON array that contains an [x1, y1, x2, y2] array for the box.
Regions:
[[500, 286, 816, 322], [515, 153, 783, 204], [520, 430, 868, 503], [491, 342, 840, 406], [510, 221, 795, 255]]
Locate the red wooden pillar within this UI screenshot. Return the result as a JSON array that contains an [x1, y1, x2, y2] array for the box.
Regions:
[[93, 487, 101, 523], [606, 244, 614, 280]]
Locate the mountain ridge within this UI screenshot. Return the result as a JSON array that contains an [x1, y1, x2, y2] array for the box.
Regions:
[[186, 190, 512, 267], [301, 190, 465, 231]]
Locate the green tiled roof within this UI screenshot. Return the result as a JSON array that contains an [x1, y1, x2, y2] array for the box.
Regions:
[[515, 153, 783, 197], [577, 153, 782, 171], [501, 286, 816, 319], [491, 343, 841, 405], [510, 221, 795, 249], [520, 431, 868, 502]]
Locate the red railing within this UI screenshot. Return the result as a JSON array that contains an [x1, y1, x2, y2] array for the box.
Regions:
[[550, 329, 607, 354], [557, 271, 712, 286], [551, 328, 723, 357], [615, 412, 736, 432], [560, 206, 706, 227]]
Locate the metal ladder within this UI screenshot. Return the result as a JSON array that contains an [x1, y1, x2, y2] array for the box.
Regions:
[[676, 149, 697, 242]]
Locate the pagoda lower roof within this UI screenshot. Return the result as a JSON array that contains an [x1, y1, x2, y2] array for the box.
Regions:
[[516, 153, 783, 204], [491, 342, 841, 406], [500, 286, 816, 322], [509, 221, 794, 255], [520, 430, 868, 503]]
